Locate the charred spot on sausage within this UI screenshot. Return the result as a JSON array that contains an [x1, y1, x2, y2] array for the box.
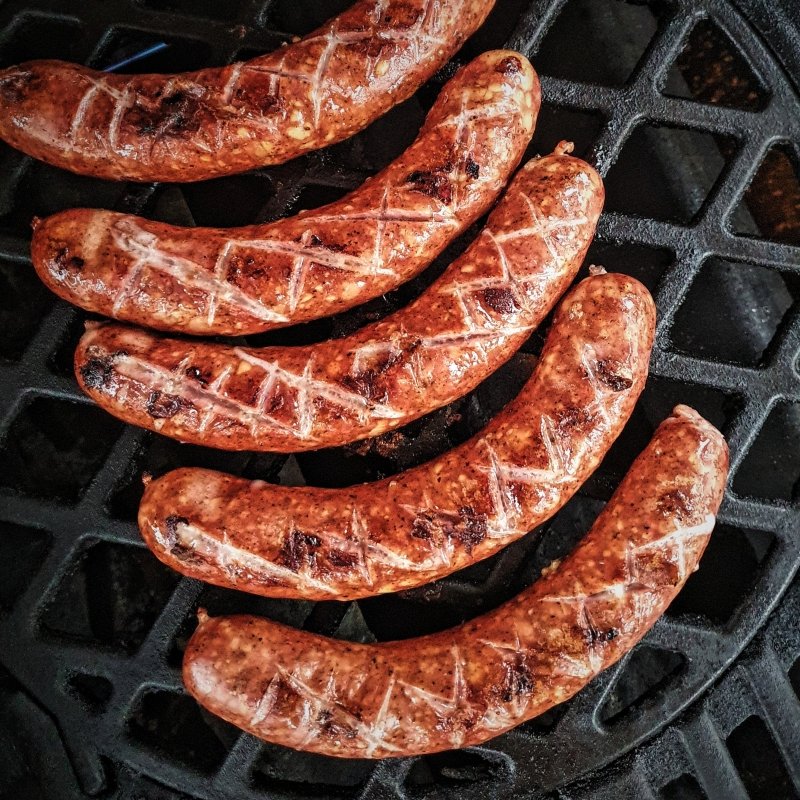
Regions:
[[594, 359, 633, 391], [657, 489, 693, 520], [405, 170, 453, 204], [482, 287, 519, 314], [500, 654, 535, 701], [458, 506, 488, 551], [465, 157, 480, 179], [328, 549, 359, 569], [146, 390, 188, 419], [278, 530, 322, 572], [127, 89, 206, 139], [80, 357, 115, 390], [185, 366, 210, 386], [496, 56, 522, 76], [52, 246, 85, 276], [0, 71, 37, 104]]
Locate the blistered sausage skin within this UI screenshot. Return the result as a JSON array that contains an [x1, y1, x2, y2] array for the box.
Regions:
[[29, 52, 538, 336], [74, 146, 604, 452], [183, 405, 728, 758], [0, 0, 496, 182], [138, 273, 654, 599]]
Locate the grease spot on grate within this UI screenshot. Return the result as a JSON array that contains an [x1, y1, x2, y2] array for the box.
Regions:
[[0, 397, 123, 504], [659, 773, 707, 800], [92, 28, 216, 72], [726, 715, 799, 800], [0, 14, 87, 68], [405, 749, 512, 796], [734, 402, 800, 503], [670, 257, 798, 367], [0, 257, 53, 361], [135, 0, 245, 22], [666, 524, 775, 625], [527, 104, 605, 161], [127, 689, 236, 773], [40, 540, 180, 652], [534, 0, 659, 86], [178, 174, 274, 227], [732, 142, 800, 246], [0, 521, 50, 611], [252, 743, 374, 797], [662, 17, 770, 111], [67, 673, 113, 714], [583, 239, 674, 294], [604, 124, 735, 224], [599, 645, 686, 725]]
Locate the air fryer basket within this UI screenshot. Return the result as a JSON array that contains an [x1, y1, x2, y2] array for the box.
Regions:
[[0, 1, 799, 798]]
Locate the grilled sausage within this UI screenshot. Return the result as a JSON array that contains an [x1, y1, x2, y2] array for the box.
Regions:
[[30, 52, 539, 336], [138, 272, 654, 599], [0, 0, 496, 182], [75, 145, 604, 452], [183, 405, 729, 758]]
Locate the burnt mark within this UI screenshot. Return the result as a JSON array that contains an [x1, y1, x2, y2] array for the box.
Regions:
[[227, 255, 265, 285], [482, 287, 519, 314], [0, 70, 38, 104], [80, 357, 115, 390], [328, 549, 359, 569], [657, 489, 693, 521], [165, 515, 189, 539], [496, 56, 522, 76], [234, 85, 283, 114], [587, 627, 619, 646], [557, 406, 592, 432], [278, 530, 322, 572], [406, 169, 453, 204], [410, 507, 488, 553], [466, 157, 480, 179], [146, 390, 188, 419], [379, 4, 421, 28], [185, 366, 210, 386], [318, 710, 358, 739], [500, 654, 535, 702], [51, 246, 85, 276], [458, 506, 488, 551], [309, 234, 345, 252], [341, 369, 388, 404], [127, 88, 207, 139], [594, 359, 633, 392]]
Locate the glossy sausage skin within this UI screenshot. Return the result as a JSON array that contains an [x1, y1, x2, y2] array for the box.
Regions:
[[30, 52, 539, 336], [139, 273, 655, 599], [183, 405, 729, 758], [74, 147, 604, 452], [0, 0, 495, 182]]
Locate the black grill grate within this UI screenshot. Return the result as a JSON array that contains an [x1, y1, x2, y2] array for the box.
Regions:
[[1, 1, 799, 798]]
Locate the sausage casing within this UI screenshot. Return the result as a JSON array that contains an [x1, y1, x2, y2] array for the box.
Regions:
[[30, 51, 539, 335], [75, 147, 604, 452], [183, 405, 729, 758], [0, 0, 496, 182], [139, 272, 655, 599]]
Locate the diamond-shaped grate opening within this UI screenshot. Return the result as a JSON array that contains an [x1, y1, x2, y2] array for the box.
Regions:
[[92, 28, 216, 72], [178, 174, 274, 227], [733, 401, 800, 503], [604, 123, 735, 223], [0, 521, 50, 611], [405, 749, 512, 797], [127, 689, 237, 773], [584, 240, 674, 294], [527, 104, 605, 161], [659, 773, 707, 800], [267, 0, 352, 35], [670, 256, 798, 367], [251, 744, 374, 797], [732, 142, 800, 246], [0, 257, 53, 361], [66, 673, 113, 714], [535, 0, 659, 86], [134, 0, 246, 22], [40, 540, 180, 652], [665, 524, 775, 625], [598, 645, 687, 726], [662, 17, 770, 111], [0, 14, 86, 68], [726, 715, 799, 800], [286, 182, 353, 216], [0, 397, 123, 504]]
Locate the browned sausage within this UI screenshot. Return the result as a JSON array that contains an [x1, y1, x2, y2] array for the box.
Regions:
[[138, 272, 654, 599], [182, 405, 729, 758], [74, 146, 604, 452], [0, 0, 496, 182], [30, 52, 539, 336]]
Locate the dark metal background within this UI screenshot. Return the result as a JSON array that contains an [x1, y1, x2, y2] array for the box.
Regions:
[[0, 1, 799, 798]]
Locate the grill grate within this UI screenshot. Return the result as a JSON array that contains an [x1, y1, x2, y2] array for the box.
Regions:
[[1, 1, 799, 798]]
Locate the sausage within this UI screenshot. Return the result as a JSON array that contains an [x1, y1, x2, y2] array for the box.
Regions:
[[0, 0, 496, 182], [74, 146, 604, 452], [138, 272, 654, 599], [182, 405, 729, 758], [30, 52, 539, 336]]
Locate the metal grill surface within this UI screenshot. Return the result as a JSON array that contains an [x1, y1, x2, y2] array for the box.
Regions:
[[0, 1, 799, 798]]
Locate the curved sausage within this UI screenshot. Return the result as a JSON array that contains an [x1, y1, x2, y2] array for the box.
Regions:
[[0, 0, 496, 182], [30, 51, 539, 336], [183, 405, 729, 758], [74, 146, 604, 452], [138, 272, 654, 599]]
